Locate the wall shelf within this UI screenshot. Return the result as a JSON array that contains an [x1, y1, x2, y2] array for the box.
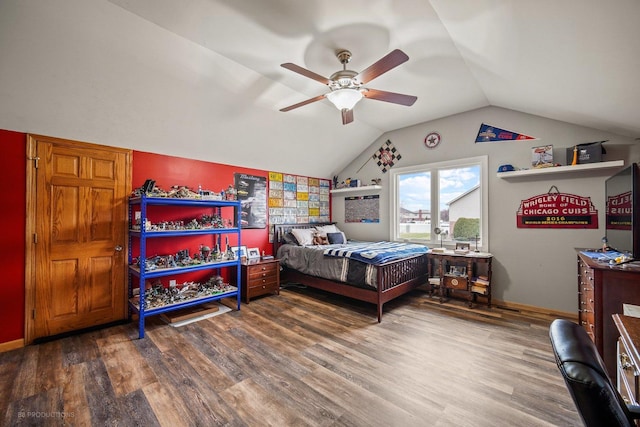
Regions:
[[497, 160, 624, 179], [330, 185, 381, 194]]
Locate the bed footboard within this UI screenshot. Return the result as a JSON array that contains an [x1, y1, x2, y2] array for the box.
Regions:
[[376, 254, 429, 292]]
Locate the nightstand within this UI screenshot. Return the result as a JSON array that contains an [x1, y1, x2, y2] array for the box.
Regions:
[[240, 258, 280, 303]]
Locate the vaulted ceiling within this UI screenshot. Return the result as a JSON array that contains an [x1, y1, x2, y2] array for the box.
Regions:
[[5, 1, 640, 178]]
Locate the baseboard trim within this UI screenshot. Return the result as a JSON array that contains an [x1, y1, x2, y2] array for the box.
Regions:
[[493, 299, 578, 321], [0, 338, 25, 353]]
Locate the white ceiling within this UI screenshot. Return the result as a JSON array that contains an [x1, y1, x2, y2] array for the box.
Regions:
[[106, 0, 640, 175]]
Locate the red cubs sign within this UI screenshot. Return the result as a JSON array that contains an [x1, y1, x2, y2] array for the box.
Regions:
[[517, 192, 598, 229]]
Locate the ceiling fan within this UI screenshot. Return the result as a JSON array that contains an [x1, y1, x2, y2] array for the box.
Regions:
[[280, 49, 417, 125]]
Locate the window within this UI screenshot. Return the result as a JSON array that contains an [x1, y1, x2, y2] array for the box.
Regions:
[[390, 156, 488, 250]]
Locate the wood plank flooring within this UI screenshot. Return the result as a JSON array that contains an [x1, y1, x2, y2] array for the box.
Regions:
[[0, 286, 581, 426]]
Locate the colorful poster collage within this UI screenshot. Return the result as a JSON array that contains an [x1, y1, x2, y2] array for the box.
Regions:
[[268, 172, 331, 233]]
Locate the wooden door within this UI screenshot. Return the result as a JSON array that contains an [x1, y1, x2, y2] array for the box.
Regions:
[[26, 135, 131, 341]]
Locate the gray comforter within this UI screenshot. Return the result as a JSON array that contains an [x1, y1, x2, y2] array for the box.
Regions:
[[277, 244, 378, 289]]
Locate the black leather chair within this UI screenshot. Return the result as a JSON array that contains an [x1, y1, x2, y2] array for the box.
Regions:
[[549, 318, 640, 426]]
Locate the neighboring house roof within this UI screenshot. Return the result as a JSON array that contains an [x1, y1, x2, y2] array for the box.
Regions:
[[447, 185, 479, 206]]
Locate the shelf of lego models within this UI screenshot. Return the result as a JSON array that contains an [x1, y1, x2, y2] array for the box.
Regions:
[[496, 160, 624, 179], [129, 285, 238, 315], [128, 258, 239, 279], [129, 227, 238, 238]]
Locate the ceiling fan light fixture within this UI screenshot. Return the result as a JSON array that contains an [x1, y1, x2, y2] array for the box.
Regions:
[[326, 88, 363, 111]]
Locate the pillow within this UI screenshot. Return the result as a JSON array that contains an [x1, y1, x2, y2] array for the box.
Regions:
[[327, 232, 346, 244], [282, 232, 299, 245], [291, 228, 315, 246], [315, 224, 340, 237]]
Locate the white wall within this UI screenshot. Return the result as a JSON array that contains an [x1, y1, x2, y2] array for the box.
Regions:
[[0, 0, 380, 178], [332, 106, 640, 313]]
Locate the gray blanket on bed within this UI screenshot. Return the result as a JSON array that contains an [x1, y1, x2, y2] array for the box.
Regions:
[[277, 244, 378, 288]]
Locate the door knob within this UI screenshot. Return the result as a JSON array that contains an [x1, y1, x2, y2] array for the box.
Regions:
[[115, 245, 123, 252]]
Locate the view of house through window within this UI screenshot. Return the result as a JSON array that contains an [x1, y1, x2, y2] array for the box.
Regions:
[[390, 156, 487, 250]]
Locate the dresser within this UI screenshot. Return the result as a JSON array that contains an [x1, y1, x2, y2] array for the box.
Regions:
[[613, 314, 640, 405], [577, 251, 640, 377], [240, 258, 280, 303]]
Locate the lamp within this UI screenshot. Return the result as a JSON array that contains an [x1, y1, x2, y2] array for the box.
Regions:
[[434, 227, 443, 247], [326, 88, 363, 111]]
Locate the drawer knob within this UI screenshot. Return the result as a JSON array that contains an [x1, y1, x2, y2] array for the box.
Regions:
[[620, 353, 634, 370]]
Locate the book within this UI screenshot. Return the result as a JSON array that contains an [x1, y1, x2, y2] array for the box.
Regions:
[[471, 285, 489, 295], [473, 276, 490, 286]]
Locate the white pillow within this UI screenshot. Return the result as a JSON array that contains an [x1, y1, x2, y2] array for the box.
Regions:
[[291, 228, 315, 246], [315, 224, 340, 236]]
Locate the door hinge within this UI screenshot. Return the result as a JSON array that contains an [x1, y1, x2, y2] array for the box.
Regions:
[[32, 309, 36, 319], [33, 233, 38, 244], [27, 156, 40, 168]]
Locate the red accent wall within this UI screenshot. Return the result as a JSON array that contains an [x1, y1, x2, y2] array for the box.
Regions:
[[0, 139, 271, 343], [0, 138, 284, 344], [1, 130, 27, 344], [132, 151, 270, 253], [131, 151, 273, 287]]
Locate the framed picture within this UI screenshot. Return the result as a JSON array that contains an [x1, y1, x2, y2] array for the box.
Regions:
[[231, 246, 247, 261], [247, 247, 260, 259], [532, 145, 553, 168], [455, 242, 470, 251], [449, 265, 466, 276]]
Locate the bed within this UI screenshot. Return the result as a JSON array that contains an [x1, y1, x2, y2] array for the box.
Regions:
[[273, 223, 429, 322]]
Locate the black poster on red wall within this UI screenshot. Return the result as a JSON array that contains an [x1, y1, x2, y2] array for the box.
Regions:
[[235, 173, 267, 229]]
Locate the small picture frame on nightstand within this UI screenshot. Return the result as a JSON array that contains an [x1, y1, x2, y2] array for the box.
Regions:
[[231, 246, 247, 262], [247, 247, 260, 259], [449, 265, 466, 276]]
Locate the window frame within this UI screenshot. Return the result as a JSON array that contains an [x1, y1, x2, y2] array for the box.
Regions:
[[389, 155, 489, 251]]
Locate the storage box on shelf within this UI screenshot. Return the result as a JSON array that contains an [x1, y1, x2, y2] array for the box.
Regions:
[[128, 195, 242, 338], [427, 250, 493, 307]]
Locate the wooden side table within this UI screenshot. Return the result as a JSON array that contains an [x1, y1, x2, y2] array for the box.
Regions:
[[240, 258, 280, 304], [427, 250, 492, 307]]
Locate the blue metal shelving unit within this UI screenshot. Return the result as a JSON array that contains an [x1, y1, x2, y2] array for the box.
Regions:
[[128, 195, 242, 338]]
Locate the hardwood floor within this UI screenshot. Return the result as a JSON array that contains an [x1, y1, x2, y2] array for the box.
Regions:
[[0, 286, 581, 426]]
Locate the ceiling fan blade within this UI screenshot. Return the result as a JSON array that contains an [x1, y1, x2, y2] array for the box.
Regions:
[[279, 94, 327, 112], [363, 88, 417, 106], [281, 63, 331, 85], [341, 108, 354, 125], [355, 49, 410, 84]]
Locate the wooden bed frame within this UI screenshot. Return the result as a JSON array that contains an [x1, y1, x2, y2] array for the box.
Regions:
[[273, 223, 429, 322]]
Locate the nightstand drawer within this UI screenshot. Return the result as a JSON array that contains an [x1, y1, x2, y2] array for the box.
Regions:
[[247, 263, 278, 280], [247, 276, 279, 289], [443, 275, 468, 290]]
